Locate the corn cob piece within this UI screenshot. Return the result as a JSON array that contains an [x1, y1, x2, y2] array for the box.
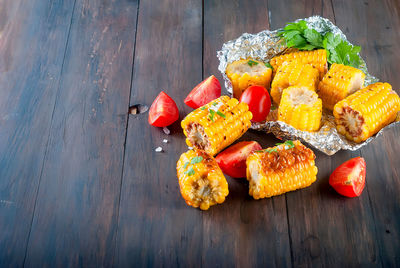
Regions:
[[318, 63, 365, 110], [226, 59, 272, 99], [278, 86, 322, 132], [246, 140, 318, 199], [182, 96, 252, 156], [270, 61, 320, 104], [177, 150, 229, 210], [333, 82, 400, 143], [270, 49, 327, 79]]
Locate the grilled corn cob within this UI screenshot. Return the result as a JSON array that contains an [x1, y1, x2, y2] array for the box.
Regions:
[[318, 63, 365, 110], [177, 150, 229, 210], [246, 140, 318, 199], [182, 96, 252, 156], [226, 59, 272, 99], [271, 61, 320, 104], [333, 82, 400, 143], [278, 86, 322, 132], [270, 49, 327, 79]]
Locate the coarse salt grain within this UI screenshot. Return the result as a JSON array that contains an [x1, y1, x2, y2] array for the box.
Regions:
[[155, 147, 163, 152], [163, 127, 170, 135], [163, 139, 168, 143]]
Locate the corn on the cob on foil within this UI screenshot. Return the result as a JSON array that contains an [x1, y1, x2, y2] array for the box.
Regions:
[[333, 82, 400, 143], [181, 96, 252, 156], [246, 140, 318, 199], [270, 49, 327, 79], [177, 150, 228, 210], [318, 63, 365, 110], [271, 61, 320, 104], [278, 86, 322, 132], [226, 59, 272, 99]]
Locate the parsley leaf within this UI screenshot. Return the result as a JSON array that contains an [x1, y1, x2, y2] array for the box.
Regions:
[[216, 111, 226, 118], [183, 162, 189, 169], [190, 156, 203, 165], [247, 60, 259, 67], [185, 167, 195, 176], [264, 62, 273, 69], [201, 107, 206, 110], [209, 109, 215, 122], [304, 28, 323, 47]]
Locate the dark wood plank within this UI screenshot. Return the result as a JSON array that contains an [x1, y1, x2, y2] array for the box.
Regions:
[[23, 0, 138, 266], [268, 0, 381, 266], [203, 1, 291, 266], [333, 0, 400, 265], [115, 0, 204, 266], [0, 0, 75, 265]]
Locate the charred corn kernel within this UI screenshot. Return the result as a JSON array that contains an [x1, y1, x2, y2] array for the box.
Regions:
[[182, 96, 252, 156], [177, 150, 228, 210], [270, 49, 327, 79], [333, 82, 400, 143], [278, 86, 322, 132], [271, 61, 320, 104], [318, 63, 365, 110], [226, 59, 272, 99], [246, 140, 317, 199]]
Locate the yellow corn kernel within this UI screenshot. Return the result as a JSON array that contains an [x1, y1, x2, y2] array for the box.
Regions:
[[318, 63, 365, 110], [278, 86, 322, 132], [270, 49, 327, 79], [226, 59, 272, 99], [182, 96, 252, 156], [333, 82, 400, 143], [177, 150, 229, 210], [271, 61, 319, 104], [246, 140, 318, 199]]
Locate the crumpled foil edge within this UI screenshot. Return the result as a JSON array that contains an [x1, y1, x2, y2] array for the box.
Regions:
[[217, 15, 398, 155]]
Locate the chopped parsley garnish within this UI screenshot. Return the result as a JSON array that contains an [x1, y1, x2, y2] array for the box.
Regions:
[[190, 156, 203, 164], [216, 111, 226, 118], [264, 62, 273, 69], [208, 109, 216, 122], [277, 20, 362, 68], [212, 102, 218, 106], [185, 167, 195, 176], [256, 140, 295, 153], [247, 60, 259, 67], [183, 162, 189, 169], [201, 107, 206, 110]]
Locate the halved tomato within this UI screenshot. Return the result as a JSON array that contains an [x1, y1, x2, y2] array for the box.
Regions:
[[184, 75, 221, 109], [329, 157, 366, 197], [239, 85, 271, 122], [148, 91, 179, 127], [216, 141, 262, 178]]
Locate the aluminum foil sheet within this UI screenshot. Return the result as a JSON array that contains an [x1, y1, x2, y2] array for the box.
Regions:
[[217, 16, 399, 155]]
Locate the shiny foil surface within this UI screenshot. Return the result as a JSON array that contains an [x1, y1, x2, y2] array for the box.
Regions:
[[217, 16, 399, 155]]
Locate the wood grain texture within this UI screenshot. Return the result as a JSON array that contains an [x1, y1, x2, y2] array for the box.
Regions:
[[23, 0, 138, 266], [0, 0, 75, 266], [115, 0, 204, 266], [268, 0, 380, 266], [203, 1, 291, 267], [333, 0, 400, 265]]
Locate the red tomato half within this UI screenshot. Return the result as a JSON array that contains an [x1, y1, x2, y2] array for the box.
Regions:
[[329, 157, 366, 197], [239, 85, 271, 122], [148, 91, 179, 127], [216, 141, 262, 178], [184, 75, 221, 109]]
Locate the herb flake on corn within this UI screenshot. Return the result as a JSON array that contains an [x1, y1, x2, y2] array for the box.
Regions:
[[333, 82, 400, 143], [246, 140, 318, 199], [182, 96, 252, 156], [177, 150, 228, 210]]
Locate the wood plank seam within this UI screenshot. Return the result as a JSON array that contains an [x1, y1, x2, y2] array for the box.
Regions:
[[21, 0, 78, 265]]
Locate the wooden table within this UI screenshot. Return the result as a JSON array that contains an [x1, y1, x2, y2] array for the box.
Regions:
[[1, 0, 399, 266]]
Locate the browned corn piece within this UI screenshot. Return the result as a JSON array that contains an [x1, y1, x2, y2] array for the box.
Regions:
[[278, 86, 322, 132], [318, 63, 365, 110], [333, 82, 400, 143], [271, 61, 320, 104], [181, 96, 252, 156], [226, 59, 272, 99], [270, 49, 327, 79], [246, 140, 318, 199], [177, 150, 229, 210]]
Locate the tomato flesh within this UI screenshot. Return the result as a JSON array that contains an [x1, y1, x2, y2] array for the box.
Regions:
[[184, 75, 221, 109], [239, 85, 271, 122], [148, 91, 179, 127], [329, 157, 366, 197], [216, 141, 262, 178]]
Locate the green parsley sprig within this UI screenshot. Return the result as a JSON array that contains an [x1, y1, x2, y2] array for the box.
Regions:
[[201, 102, 226, 122], [247, 60, 259, 67], [277, 20, 362, 68], [255, 140, 295, 153], [184, 156, 203, 176]]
